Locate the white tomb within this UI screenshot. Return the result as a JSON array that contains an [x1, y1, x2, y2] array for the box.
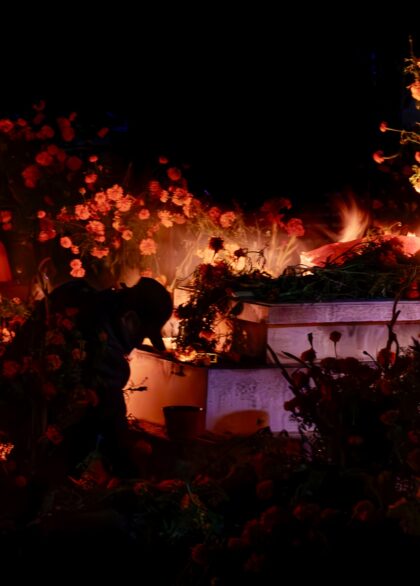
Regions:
[[125, 299, 420, 436]]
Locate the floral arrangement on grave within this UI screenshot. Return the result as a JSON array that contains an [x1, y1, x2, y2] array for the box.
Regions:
[[174, 226, 305, 362], [0, 99, 306, 288], [38, 175, 306, 288]]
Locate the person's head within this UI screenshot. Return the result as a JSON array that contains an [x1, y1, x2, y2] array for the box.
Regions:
[[116, 277, 173, 351]]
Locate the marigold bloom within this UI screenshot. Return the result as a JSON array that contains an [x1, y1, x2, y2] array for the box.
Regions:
[[373, 151, 385, 164], [167, 167, 182, 181], [0, 119, 14, 133], [85, 173, 98, 185], [60, 236, 72, 249], [122, 229, 133, 240], [219, 211, 236, 228], [139, 238, 157, 255], [409, 81, 420, 101], [70, 267, 86, 278], [285, 218, 305, 237]]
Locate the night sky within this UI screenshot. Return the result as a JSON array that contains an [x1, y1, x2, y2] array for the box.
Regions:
[[1, 13, 417, 209]]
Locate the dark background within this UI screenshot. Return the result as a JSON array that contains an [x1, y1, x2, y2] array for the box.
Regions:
[[0, 12, 417, 209]]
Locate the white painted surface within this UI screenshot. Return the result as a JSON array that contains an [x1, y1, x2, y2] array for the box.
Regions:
[[126, 296, 420, 436], [125, 349, 298, 435], [125, 350, 207, 424], [233, 300, 420, 361], [238, 300, 420, 324]]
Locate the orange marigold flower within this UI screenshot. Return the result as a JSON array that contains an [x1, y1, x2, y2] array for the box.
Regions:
[[70, 259, 82, 270], [38, 230, 53, 242], [148, 180, 161, 194], [208, 206, 221, 222], [0, 210, 12, 223], [85, 173, 98, 185], [408, 81, 420, 101], [373, 150, 385, 164], [60, 236, 72, 248], [219, 211, 236, 228], [0, 119, 14, 133], [90, 247, 109, 259], [139, 238, 157, 255], [35, 151, 53, 166], [285, 218, 305, 237], [167, 167, 182, 181], [70, 267, 86, 278], [122, 229, 133, 240]]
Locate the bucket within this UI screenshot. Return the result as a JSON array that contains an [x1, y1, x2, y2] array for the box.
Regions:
[[163, 405, 205, 440]]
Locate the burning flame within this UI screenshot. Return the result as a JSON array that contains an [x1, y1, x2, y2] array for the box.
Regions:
[[300, 195, 420, 268], [301, 195, 370, 268], [335, 196, 370, 243]]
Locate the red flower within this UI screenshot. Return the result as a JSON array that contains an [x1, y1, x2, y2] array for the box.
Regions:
[[37, 125, 55, 139], [22, 164, 41, 188], [0, 119, 14, 133], [97, 127, 109, 138], [373, 150, 385, 164], [167, 167, 182, 181], [285, 217, 305, 237], [35, 151, 53, 166]]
